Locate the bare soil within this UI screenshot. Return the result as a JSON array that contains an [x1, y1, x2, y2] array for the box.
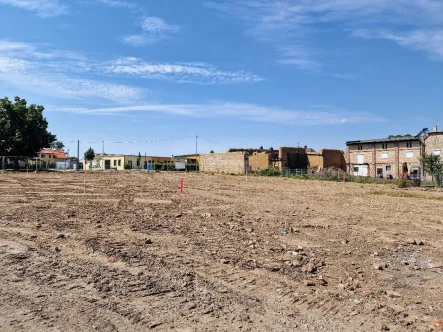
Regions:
[[0, 172, 442, 332]]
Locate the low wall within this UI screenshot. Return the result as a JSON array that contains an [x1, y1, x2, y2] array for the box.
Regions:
[[200, 152, 248, 174]]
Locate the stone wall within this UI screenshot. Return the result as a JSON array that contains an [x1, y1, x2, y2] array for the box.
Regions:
[[200, 152, 248, 174]]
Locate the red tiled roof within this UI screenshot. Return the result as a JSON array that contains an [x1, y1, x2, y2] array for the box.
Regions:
[[40, 149, 67, 159]]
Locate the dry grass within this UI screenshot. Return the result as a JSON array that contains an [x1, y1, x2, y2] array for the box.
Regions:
[[371, 190, 443, 200]]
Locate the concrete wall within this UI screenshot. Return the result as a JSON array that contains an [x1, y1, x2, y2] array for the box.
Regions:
[[200, 152, 248, 174]]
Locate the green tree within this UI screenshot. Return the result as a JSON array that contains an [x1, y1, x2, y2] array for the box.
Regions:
[[137, 152, 142, 168], [84, 147, 95, 161], [50, 141, 65, 151], [0, 97, 56, 160], [210, 150, 214, 153], [84, 147, 95, 170], [420, 153, 442, 186]]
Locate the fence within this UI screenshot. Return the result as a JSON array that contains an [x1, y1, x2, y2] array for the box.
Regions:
[[281, 168, 308, 176]]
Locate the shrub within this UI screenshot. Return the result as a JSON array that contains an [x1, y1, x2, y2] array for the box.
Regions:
[[124, 163, 131, 170], [259, 166, 281, 177]]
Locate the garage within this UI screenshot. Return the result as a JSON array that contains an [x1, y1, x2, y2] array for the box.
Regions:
[[353, 165, 368, 177]]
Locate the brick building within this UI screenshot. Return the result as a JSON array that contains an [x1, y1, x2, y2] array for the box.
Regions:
[[346, 127, 443, 179]]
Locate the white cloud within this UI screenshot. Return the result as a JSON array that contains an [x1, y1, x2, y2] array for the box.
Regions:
[[0, 0, 66, 17], [206, 0, 443, 67], [104, 57, 263, 84], [52, 102, 382, 125], [123, 16, 180, 46]]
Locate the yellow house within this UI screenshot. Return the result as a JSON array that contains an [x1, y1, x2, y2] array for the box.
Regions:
[[37, 149, 67, 164]]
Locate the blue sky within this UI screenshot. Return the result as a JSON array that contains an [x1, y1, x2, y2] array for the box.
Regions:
[[1, 0, 443, 157]]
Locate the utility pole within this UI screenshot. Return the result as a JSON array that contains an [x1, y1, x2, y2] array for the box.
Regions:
[[77, 140, 80, 171], [195, 134, 198, 155]]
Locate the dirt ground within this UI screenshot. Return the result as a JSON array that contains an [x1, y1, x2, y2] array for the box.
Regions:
[[0, 172, 442, 332]]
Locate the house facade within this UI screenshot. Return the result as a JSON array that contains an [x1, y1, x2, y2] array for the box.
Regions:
[[346, 127, 443, 179], [39, 149, 68, 163]]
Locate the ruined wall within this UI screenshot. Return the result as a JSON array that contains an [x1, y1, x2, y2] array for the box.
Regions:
[[200, 152, 248, 174], [307, 153, 323, 169], [249, 152, 270, 171], [322, 149, 346, 170]]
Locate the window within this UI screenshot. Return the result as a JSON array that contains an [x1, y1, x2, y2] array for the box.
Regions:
[[382, 143, 388, 149], [377, 168, 383, 175], [353, 166, 359, 172], [113, 160, 116, 166], [118, 159, 121, 166], [358, 145, 363, 150], [406, 141, 413, 148], [381, 152, 388, 159], [432, 149, 441, 156], [386, 165, 391, 171], [406, 151, 413, 159], [49, 155, 52, 159], [357, 154, 364, 164]]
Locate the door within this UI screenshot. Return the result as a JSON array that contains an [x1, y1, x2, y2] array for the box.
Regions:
[[105, 160, 111, 169], [287, 153, 308, 169], [357, 154, 364, 164], [128, 160, 132, 169]]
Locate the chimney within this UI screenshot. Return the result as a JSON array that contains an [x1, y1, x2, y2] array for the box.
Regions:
[[433, 126, 438, 133]]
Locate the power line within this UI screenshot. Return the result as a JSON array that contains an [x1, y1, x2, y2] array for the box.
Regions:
[[60, 136, 196, 145], [199, 136, 229, 148]]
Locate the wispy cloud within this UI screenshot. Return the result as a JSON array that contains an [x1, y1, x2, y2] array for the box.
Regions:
[[206, 0, 443, 69], [0, 39, 262, 105], [123, 16, 180, 46], [0, 57, 144, 103], [95, 0, 136, 9], [52, 102, 383, 125], [0, 0, 66, 17], [104, 57, 263, 84], [353, 29, 443, 60], [0, 41, 144, 103]]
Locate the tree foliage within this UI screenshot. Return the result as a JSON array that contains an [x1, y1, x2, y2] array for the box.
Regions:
[[84, 147, 95, 161], [420, 153, 442, 185], [0, 96, 56, 156], [50, 141, 65, 151], [137, 152, 142, 162]]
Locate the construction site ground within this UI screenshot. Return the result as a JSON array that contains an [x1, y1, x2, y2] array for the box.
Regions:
[[0, 172, 442, 332]]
